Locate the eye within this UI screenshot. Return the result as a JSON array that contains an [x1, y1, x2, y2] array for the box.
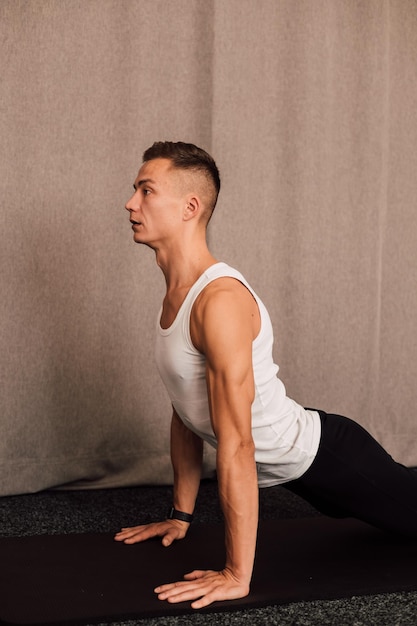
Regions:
[[143, 188, 151, 196]]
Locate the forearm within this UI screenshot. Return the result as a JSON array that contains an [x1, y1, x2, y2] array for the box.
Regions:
[[170, 410, 204, 514], [216, 439, 258, 585]]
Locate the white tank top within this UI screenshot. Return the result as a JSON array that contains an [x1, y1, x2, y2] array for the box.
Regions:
[[155, 262, 321, 486]]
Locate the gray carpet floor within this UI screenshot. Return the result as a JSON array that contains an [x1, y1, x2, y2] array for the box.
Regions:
[[1, 480, 417, 626]]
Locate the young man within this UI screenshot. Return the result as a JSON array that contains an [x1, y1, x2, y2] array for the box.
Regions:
[[115, 141, 417, 609]]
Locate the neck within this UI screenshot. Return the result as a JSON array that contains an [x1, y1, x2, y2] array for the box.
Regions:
[[154, 237, 218, 292]]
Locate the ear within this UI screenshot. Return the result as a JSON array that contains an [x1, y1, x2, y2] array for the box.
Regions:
[[183, 195, 201, 222]]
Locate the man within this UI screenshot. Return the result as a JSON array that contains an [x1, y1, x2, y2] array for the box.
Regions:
[[115, 141, 417, 609]]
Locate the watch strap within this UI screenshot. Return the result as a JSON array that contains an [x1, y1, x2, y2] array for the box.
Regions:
[[167, 506, 194, 523]]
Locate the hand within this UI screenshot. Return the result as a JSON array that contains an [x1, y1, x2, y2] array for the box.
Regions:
[[114, 519, 189, 547], [154, 568, 250, 609]]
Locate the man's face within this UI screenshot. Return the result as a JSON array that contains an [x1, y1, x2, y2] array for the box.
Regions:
[[125, 158, 187, 248]]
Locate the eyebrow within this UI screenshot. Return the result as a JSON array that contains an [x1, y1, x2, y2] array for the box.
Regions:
[[133, 178, 156, 190]]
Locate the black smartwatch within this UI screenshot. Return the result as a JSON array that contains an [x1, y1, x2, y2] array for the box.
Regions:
[[167, 506, 194, 523]]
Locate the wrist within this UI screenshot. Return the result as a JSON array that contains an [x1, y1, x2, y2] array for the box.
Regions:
[[166, 506, 194, 524]]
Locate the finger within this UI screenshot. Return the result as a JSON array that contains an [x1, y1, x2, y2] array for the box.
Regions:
[[155, 574, 222, 605], [155, 571, 216, 594], [190, 580, 249, 609], [183, 569, 215, 580], [161, 532, 176, 547], [191, 590, 222, 610], [114, 525, 161, 544], [115, 522, 183, 546], [155, 580, 210, 604], [155, 573, 250, 609], [114, 526, 146, 541]]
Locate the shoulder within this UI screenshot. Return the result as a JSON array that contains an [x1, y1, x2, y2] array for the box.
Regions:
[[191, 277, 260, 353], [195, 276, 256, 321]]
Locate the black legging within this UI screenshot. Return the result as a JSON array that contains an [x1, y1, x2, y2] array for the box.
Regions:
[[283, 410, 417, 537]]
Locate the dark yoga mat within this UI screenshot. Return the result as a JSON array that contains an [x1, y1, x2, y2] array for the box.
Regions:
[[1, 517, 417, 625]]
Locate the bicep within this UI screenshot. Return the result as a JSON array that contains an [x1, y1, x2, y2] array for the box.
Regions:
[[171, 408, 203, 447], [197, 289, 256, 442]]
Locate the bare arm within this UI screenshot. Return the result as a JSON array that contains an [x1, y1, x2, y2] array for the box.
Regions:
[[171, 408, 204, 517], [114, 408, 203, 546], [155, 278, 260, 608], [204, 284, 259, 591]]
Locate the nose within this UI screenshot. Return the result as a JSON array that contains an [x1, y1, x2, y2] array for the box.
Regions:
[[125, 190, 138, 212]]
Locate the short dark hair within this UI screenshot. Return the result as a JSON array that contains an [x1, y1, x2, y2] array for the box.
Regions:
[[143, 141, 221, 217]]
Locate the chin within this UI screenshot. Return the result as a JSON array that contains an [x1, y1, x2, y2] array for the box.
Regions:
[[133, 235, 156, 250]]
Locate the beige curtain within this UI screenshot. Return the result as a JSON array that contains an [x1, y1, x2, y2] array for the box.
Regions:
[[1, 0, 416, 496]]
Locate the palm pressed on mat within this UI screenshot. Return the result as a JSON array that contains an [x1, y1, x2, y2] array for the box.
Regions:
[[1, 517, 417, 625]]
